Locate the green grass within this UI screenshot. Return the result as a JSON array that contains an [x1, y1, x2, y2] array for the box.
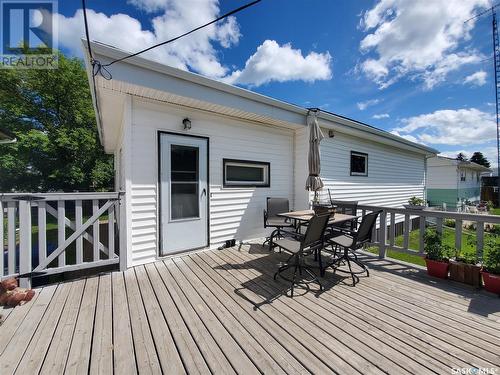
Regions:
[[490, 208, 500, 216], [366, 246, 426, 266], [367, 226, 498, 267]]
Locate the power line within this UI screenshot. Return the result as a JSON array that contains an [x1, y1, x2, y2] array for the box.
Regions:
[[83, 0, 261, 80], [464, 2, 500, 23]]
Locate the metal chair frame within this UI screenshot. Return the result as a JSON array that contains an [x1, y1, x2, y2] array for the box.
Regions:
[[273, 214, 330, 297], [321, 211, 382, 286]]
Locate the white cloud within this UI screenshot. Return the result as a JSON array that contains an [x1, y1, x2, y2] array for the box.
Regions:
[[56, 0, 240, 78], [464, 70, 487, 86], [357, 98, 380, 110], [223, 40, 332, 86], [56, 5, 332, 86], [359, 0, 488, 89], [394, 108, 496, 145], [372, 113, 389, 119], [127, 0, 168, 13]]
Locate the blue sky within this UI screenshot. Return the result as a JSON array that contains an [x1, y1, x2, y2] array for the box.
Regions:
[[55, 0, 497, 167]]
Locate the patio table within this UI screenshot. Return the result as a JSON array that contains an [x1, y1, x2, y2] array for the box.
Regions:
[[278, 209, 358, 227]]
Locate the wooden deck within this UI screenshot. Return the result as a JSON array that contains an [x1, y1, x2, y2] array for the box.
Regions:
[[1, 244, 500, 374]]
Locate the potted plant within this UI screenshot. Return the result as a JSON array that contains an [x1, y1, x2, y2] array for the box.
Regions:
[[424, 228, 452, 279], [449, 247, 481, 288], [404, 196, 426, 210], [481, 235, 500, 295]]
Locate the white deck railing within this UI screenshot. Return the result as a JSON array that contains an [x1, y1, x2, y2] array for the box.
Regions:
[[358, 205, 500, 259], [1, 192, 122, 287]]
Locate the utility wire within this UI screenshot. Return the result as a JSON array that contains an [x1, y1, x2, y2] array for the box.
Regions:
[[83, 0, 261, 79]]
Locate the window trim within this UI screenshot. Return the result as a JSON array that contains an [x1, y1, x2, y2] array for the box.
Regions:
[[223, 158, 270, 188], [350, 151, 368, 177]]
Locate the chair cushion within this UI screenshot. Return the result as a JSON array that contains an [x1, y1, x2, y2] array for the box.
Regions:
[[329, 234, 354, 248], [267, 218, 293, 227], [274, 238, 301, 253]]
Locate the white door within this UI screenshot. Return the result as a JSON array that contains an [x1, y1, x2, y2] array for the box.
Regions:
[[160, 133, 208, 255]]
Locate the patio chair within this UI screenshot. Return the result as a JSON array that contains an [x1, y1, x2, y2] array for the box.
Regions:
[[263, 197, 293, 251], [273, 213, 330, 297], [330, 199, 359, 230], [321, 210, 381, 286]]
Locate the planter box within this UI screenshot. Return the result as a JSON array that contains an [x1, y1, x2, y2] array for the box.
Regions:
[[481, 270, 500, 295], [449, 261, 481, 288], [425, 258, 449, 279], [403, 205, 425, 210]]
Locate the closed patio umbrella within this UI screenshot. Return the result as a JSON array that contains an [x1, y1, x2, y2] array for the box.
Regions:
[[305, 109, 324, 201]]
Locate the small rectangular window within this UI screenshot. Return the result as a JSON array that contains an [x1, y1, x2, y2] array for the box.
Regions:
[[223, 159, 270, 187], [350, 151, 368, 176], [460, 171, 466, 181]]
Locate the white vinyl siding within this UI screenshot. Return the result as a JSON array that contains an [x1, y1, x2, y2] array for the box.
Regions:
[[127, 98, 294, 266], [317, 131, 426, 208]]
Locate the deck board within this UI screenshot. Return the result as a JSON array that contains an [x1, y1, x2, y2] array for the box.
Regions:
[[1, 243, 500, 374]]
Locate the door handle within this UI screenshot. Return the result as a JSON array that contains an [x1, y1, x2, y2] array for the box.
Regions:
[[201, 188, 207, 197]]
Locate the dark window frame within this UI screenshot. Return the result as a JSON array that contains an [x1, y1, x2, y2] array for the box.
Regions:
[[223, 158, 271, 188], [350, 151, 368, 177]]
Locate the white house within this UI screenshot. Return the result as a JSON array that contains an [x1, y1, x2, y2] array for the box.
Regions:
[[84, 41, 437, 268], [427, 156, 491, 210]]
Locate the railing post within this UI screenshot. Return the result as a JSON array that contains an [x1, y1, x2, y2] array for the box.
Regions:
[[436, 217, 443, 235], [418, 216, 425, 254], [7, 202, 16, 276], [403, 213, 410, 250], [476, 221, 484, 258], [58, 200, 66, 267], [19, 200, 32, 288], [378, 210, 387, 259], [389, 212, 395, 247], [455, 219, 462, 251], [0, 200, 3, 278]]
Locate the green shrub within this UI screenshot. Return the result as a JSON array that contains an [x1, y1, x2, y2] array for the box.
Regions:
[[483, 235, 500, 274], [455, 247, 478, 265], [443, 219, 455, 228], [408, 196, 425, 206], [424, 228, 453, 261]]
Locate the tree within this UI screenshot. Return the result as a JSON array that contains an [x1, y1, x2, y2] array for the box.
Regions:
[[469, 151, 491, 168], [0, 53, 113, 192], [456, 152, 467, 161]]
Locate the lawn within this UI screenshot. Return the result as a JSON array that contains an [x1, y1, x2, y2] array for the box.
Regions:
[[490, 208, 500, 216], [367, 226, 498, 267]]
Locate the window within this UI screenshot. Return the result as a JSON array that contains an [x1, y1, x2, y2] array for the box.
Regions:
[[460, 170, 466, 182], [476, 172, 480, 183], [223, 159, 270, 187], [350, 151, 368, 176]]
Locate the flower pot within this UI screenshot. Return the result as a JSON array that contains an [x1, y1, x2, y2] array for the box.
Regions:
[[425, 258, 449, 279], [449, 260, 481, 288], [481, 270, 500, 295]]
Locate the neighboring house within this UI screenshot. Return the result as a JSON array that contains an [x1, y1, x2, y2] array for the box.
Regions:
[[84, 41, 437, 268], [427, 156, 491, 210]]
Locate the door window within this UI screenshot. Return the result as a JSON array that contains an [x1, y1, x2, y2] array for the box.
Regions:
[[170, 145, 199, 220]]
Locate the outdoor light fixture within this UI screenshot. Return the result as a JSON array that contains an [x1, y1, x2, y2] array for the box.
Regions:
[[328, 130, 335, 138], [182, 118, 192, 130]]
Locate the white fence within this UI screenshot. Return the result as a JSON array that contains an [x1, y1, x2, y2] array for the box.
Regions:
[[358, 204, 500, 259], [1, 192, 122, 287]]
